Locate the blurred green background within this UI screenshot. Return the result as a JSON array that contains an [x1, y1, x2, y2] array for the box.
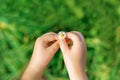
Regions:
[[0, 0, 120, 80]]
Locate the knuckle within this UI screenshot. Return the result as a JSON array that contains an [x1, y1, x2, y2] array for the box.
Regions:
[[71, 31, 85, 41], [36, 37, 41, 43], [46, 32, 56, 34]]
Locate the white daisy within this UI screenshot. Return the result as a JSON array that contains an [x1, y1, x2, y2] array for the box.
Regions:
[[58, 31, 66, 39]]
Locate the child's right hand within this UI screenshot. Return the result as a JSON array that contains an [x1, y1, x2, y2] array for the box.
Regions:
[[59, 31, 88, 80]]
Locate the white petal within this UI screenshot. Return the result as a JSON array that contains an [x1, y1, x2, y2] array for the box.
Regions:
[[58, 31, 66, 39]]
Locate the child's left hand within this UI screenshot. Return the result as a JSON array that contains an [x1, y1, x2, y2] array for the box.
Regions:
[[21, 32, 59, 80]]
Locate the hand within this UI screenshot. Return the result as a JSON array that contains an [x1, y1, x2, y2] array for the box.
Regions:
[[59, 31, 88, 80], [21, 32, 59, 80]]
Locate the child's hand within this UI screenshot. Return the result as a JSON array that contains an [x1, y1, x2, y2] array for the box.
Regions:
[[59, 31, 88, 80], [21, 31, 88, 80], [21, 32, 59, 80], [31, 32, 59, 69]]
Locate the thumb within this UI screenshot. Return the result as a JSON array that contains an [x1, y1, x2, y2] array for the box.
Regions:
[[48, 41, 59, 55], [59, 39, 69, 53]]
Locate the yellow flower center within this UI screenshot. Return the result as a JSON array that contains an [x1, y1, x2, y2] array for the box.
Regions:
[[60, 33, 65, 37]]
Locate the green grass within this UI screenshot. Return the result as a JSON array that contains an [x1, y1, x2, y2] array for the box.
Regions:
[[0, 0, 120, 80]]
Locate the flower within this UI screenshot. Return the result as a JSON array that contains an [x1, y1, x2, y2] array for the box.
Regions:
[[58, 31, 66, 39]]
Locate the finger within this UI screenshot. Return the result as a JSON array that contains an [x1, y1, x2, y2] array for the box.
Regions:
[[71, 31, 87, 53], [66, 32, 82, 47], [66, 32, 87, 52], [59, 38, 69, 53], [42, 32, 58, 42], [65, 38, 72, 44], [48, 41, 59, 54], [43, 32, 56, 36], [71, 31, 85, 42]]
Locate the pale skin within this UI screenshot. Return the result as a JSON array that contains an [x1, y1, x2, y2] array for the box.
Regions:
[[21, 31, 88, 80]]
